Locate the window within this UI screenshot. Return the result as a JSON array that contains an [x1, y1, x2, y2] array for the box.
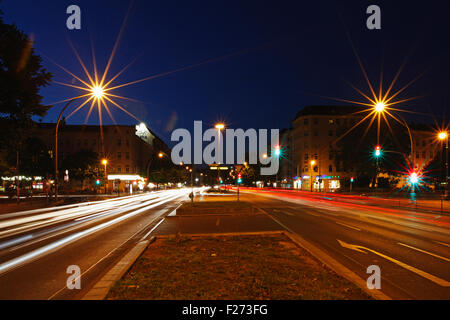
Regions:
[[117, 139, 122, 146], [329, 130, 333, 136], [313, 131, 318, 137], [335, 119, 340, 125], [304, 153, 309, 160], [313, 118, 318, 125], [304, 131, 309, 137], [303, 118, 309, 125], [126, 140, 129, 147], [126, 166, 130, 173], [117, 167, 121, 172], [126, 152, 130, 160], [329, 165, 333, 172], [117, 152, 121, 159], [422, 151, 425, 159], [422, 140, 426, 147]]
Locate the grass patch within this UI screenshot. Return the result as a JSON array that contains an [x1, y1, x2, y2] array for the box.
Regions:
[[106, 234, 372, 300]]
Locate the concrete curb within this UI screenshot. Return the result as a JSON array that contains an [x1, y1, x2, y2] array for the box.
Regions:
[[156, 230, 285, 238], [256, 206, 392, 300], [81, 238, 153, 300], [81, 238, 152, 300]]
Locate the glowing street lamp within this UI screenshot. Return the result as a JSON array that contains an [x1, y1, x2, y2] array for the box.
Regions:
[[438, 131, 448, 197], [215, 123, 225, 185], [101, 159, 108, 194], [374, 101, 385, 113], [310, 160, 316, 192]]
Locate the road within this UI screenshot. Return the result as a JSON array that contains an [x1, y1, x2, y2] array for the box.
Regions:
[[0, 188, 199, 299], [238, 187, 450, 300]]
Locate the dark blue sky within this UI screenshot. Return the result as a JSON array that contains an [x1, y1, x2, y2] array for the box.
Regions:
[[2, 0, 449, 145]]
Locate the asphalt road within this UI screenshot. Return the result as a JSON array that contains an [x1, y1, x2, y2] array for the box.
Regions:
[[238, 188, 450, 299], [0, 188, 198, 300]]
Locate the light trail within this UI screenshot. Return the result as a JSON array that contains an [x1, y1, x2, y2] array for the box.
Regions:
[[0, 188, 204, 276]]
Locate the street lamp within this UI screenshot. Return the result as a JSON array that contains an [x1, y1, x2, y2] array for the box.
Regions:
[[310, 160, 316, 192], [54, 98, 77, 200], [438, 131, 448, 197], [215, 123, 225, 185], [374, 102, 385, 113], [102, 159, 108, 194]]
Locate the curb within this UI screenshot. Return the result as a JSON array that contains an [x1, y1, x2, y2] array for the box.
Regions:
[[81, 237, 153, 300]]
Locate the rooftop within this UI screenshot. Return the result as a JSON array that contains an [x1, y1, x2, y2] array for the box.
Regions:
[[294, 105, 366, 120]]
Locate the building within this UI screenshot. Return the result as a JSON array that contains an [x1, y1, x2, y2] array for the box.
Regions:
[[36, 122, 169, 192], [290, 105, 366, 191]]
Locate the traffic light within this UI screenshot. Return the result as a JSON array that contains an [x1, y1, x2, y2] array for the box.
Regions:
[[374, 145, 382, 157], [237, 172, 242, 184], [409, 172, 419, 185], [274, 145, 281, 157], [350, 177, 354, 183], [95, 179, 101, 186]]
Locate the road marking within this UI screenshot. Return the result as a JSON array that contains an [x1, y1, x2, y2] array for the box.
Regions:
[[398, 243, 450, 262], [141, 218, 165, 241], [335, 221, 361, 231], [434, 241, 450, 248], [337, 239, 450, 287]]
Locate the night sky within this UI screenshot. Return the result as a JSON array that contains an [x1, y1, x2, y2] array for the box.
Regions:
[[2, 0, 449, 146]]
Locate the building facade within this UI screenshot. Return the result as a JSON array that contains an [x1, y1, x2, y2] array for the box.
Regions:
[[290, 105, 365, 192], [37, 122, 169, 192]]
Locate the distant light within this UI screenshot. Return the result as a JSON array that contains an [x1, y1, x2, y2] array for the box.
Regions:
[[438, 131, 448, 140], [409, 172, 419, 184], [215, 123, 225, 130], [158, 152, 164, 158], [310, 160, 316, 166], [101, 159, 108, 165]]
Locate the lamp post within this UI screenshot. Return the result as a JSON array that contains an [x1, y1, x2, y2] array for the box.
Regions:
[[215, 123, 225, 186], [54, 98, 76, 200], [102, 159, 108, 194], [438, 131, 448, 198], [310, 160, 316, 192]]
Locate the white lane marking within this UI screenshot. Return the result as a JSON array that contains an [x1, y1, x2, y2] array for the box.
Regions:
[[397, 243, 450, 262], [335, 221, 361, 231], [141, 218, 165, 241], [434, 241, 450, 248], [338, 239, 450, 287]]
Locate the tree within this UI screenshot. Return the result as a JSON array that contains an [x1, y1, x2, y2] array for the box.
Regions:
[[0, 7, 52, 173], [62, 150, 104, 188]]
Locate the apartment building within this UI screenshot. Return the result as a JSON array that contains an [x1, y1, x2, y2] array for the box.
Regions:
[[290, 105, 365, 191]]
